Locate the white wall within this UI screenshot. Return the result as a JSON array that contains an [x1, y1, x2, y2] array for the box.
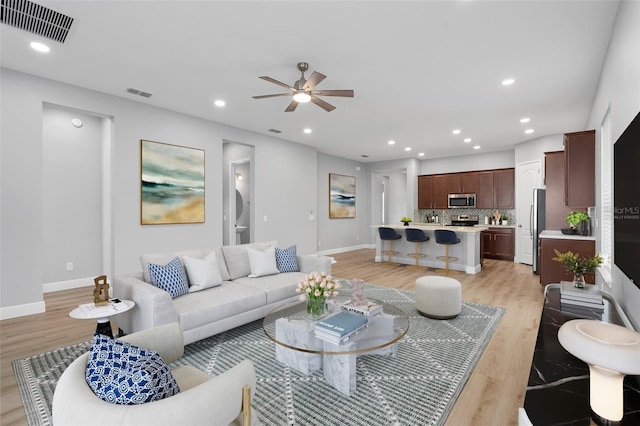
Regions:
[[317, 153, 369, 252], [420, 150, 515, 175], [586, 0, 640, 329], [0, 69, 319, 316]]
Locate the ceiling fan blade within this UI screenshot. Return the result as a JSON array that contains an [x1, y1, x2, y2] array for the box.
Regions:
[[284, 100, 299, 112], [310, 96, 336, 112], [259, 76, 295, 91], [253, 93, 292, 99], [312, 90, 354, 97], [303, 71, 327, 90]]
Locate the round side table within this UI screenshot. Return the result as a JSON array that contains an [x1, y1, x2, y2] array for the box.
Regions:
[[69, 300, 135, 338]]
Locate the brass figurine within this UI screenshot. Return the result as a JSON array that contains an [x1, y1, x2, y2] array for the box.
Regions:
[[93, 275, 110, 306]]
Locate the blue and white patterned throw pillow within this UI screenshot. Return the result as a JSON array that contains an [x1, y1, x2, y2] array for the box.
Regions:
[[275, 245, 299, 273], [148, 257, 189, 298], [85, 334, 180, 405]]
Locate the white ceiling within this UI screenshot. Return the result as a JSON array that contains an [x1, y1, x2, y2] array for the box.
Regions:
[[0, 0, 620, 162]]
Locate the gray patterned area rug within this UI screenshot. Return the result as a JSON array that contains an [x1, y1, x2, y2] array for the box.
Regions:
[[13, 282, 503, 426]]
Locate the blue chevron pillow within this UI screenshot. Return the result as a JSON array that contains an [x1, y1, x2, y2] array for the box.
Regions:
[[148, 256, 189, 298], [275, 245, 299, 273], [85, 334, 180, 405]]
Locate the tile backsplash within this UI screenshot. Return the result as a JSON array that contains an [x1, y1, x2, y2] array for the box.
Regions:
[[415, 208, 516, 225]]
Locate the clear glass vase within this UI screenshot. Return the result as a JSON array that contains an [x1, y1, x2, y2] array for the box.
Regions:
[[573, 273, 586, 288], [306, 297, 327, 319]]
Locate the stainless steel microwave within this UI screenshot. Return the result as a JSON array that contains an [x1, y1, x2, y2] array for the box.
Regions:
[[448, 193, 476, 208]]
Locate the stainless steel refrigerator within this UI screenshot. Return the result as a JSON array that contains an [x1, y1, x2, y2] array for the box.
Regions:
[[531, 188, 546, 274]]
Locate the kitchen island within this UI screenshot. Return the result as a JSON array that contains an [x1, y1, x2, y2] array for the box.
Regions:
[[372, 223, 488, 274]]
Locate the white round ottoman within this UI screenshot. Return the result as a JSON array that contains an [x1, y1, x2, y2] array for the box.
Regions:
[[415, 276, 462, 319]]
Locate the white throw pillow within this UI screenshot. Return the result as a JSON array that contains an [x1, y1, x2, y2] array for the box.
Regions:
[[246, 246, 280, 278], [183, 251, 223, 292]]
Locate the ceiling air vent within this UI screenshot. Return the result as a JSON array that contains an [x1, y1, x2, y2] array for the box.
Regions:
[[126, 88, 153, 98], [268, 129, 282, 134], [1, 0, 74, 43]]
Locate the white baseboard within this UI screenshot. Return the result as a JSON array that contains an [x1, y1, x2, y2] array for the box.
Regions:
[[43, 277, 96, 293], [319, 244, 375, 256], [0, 301, 45, 320]]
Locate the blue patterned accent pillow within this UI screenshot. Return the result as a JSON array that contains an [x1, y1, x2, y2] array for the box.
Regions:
[[85, 334, 180, 405], [275, 245, 299, 273], [148, 257, 189, 298]]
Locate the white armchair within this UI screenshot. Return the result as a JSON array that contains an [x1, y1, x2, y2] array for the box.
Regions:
[[52, 323, 258, 426]]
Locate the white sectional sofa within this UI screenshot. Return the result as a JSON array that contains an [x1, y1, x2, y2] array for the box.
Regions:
[[114, 241, 333, 345]]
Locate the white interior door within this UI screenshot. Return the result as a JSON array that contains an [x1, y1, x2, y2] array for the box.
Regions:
[[516, 160, 542, 264]]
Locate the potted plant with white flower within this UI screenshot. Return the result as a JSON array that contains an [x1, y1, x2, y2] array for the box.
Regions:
[[296, 272, 341, 318]]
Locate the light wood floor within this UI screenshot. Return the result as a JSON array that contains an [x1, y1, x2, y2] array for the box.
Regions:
[[0, 249, 545, 425]]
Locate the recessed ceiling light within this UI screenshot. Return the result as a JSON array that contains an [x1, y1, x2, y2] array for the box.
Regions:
[[473, 145, 480, 150], [405, 147, 412, 152], [418, 152, 425, 157], [464, 138, 472, 143], [214, 100, 226, 107], [71, 118, 83, 128], [388, 140, 395, 145], [303, 128, 312, 134], [520, 117, 530, 123], [30, 42, 50, 53], [452, 129, 461, 135], [525, 129, 535, 134], [502, 78, 515, 86]]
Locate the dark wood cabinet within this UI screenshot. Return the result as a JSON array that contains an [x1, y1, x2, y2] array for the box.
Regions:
[[447, 172, 477, 194], [433, 175, 448, 208], [482, 227, 515, 261], [418, 175, 448, 209], [476, 171, 494, 209], [419, 168, 513, 210], [545, 151, 573, 230], [494, 169, 515, 209], [564, 130, 595, 207], [540, 238, 595, 285]]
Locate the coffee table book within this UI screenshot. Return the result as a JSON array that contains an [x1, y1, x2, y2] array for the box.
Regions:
[[559, 281, 602, 301], [340, 301, 383, 317], [315, 323, 368, 344], [314, 311, 368, 337]]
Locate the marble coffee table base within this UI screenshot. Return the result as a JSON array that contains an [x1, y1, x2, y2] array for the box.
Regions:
[[275, 314, 398, 396]]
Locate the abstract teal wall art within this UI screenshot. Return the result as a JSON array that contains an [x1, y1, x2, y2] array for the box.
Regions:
[[141, 140, 205, 224], [329, 173, 356, 218]]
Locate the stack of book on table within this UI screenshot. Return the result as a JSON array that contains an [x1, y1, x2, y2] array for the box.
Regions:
[[314, 311, 368, 344], [340, 301, 383, 317], [560, 281, 604, 311]]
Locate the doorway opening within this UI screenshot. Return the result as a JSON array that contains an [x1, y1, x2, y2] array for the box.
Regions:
[[223, 141, 254, 245]]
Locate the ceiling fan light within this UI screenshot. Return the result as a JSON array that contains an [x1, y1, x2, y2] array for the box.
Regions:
[[293, 92, 311, 103]]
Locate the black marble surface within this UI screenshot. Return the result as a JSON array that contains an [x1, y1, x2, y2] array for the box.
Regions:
[[523, 285, 640, 425]]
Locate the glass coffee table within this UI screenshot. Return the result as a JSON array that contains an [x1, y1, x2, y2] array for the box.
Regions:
[[263, 298, 409, 396]]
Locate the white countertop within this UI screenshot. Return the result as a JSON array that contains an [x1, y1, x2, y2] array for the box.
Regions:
[[372, 223, 488, 233], [539, 230, 596, 241]]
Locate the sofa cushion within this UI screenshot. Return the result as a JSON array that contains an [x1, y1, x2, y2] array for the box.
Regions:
[[140, 249, 207, 283], [85, 334, 180, 405], [221, 240, 278, 280], [247, 246, 280, 278], [148, 257, 189, 299], [173, 283, 266, 331], [275, 245, 299, 273], [233, 271, 305, 305], [184, 252, 223, 292]]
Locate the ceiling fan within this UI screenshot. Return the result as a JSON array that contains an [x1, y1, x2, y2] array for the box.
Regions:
[[253, 62, 354, 112]]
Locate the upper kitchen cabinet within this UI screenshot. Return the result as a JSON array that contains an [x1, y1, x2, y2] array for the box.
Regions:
[[494, 168, 515, 209], [564, 130, 595, 207], [545, 151, 573, 230], [476, 171, 494, 209], [418, 175, 448, 209], [447, 172, 477, 194]]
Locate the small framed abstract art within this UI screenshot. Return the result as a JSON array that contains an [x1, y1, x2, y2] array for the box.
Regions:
[[140, 139, 205, 225], [329, 173, 356, 218]]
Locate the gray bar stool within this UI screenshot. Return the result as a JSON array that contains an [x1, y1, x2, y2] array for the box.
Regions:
[[405, 228, 430, 269], [378, 227, 401, 264], [434, 229, 460, 273]]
